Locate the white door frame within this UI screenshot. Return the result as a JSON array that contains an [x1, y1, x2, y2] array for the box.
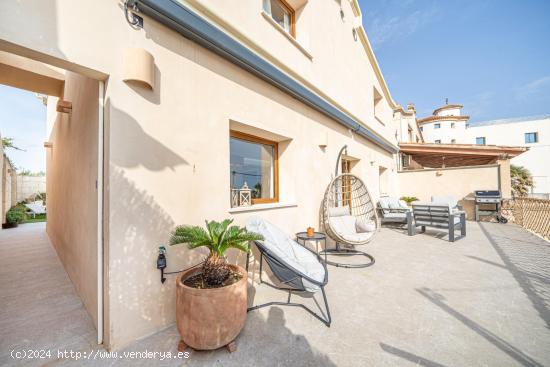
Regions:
[[96, 81, 105, 344]]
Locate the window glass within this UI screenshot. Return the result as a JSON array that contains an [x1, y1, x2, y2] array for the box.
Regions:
[[434, 123, 440, 129], [451, 123, 455, 128], [476, 137, 486, 145], [525, 132, 538, 143], [230, 134, 277, 205], [435, 139, 441, 144], [451, 139, 456, 144], [264, 0, 292, 35]]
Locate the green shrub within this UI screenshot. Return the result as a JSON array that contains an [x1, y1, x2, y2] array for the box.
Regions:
[[6, 206, 26, 224], [400, 196, 419, 205]]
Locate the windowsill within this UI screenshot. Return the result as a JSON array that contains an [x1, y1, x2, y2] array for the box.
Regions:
[[261, 11, 313, 60], [229, 202, 297, 213]]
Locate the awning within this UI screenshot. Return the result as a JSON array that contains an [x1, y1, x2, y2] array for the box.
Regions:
[[399, 143, 527, 168]]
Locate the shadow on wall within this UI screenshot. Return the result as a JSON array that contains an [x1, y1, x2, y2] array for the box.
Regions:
[[108, 164, 206, 344], [107, 100, 188, 171]]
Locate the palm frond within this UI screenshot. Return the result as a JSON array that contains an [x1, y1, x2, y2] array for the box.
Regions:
[[169, 225, 212, 250], [221, 226, 263, 253]]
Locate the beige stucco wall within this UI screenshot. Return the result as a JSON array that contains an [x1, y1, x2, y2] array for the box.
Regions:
[[1, 154, 17, 223], [0, 0, 404, 349], [16, 175, 46, 202], [398, 164, 509, 219], [46, 71, 99, 327]]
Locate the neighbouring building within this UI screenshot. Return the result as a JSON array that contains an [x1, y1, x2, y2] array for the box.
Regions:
[[0, 0, 429, 349], [419, 103, 549, 197]]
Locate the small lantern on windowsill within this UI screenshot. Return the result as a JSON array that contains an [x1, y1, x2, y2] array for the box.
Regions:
[[239, 182, 252, 207]]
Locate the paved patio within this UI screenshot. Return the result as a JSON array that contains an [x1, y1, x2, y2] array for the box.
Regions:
[[2, 221, 549, 366]]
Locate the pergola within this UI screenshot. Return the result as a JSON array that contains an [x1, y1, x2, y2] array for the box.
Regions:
[[399, 143, 527, 169]]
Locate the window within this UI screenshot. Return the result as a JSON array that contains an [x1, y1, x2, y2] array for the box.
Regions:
[[451, 122, 455, 128], [263, 0, 295, 37], [373, 87, 383, 123], [451, 139, 456, 144], [230, 131, 278, 206], [434, 123, 441, 129], [476, 137, 486, 145], [525, 132, 538, 144], [420, 126, 423, 132], [466, 123, 470, 128], [434, 139, 441, 144]]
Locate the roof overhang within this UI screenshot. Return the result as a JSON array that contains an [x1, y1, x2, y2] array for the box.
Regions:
[[399, 143, 527, 168]]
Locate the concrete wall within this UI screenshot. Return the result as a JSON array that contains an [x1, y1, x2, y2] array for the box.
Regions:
[[46, 72, 98, 328], [0, 0, 404, 349], [16, 175, 46, 202], [398, 163, 508, 220]]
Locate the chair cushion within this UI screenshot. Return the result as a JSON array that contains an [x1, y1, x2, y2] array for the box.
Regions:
[[356, 219, 376, 233], [328, 206, 350, 217], [329, 215, 357, 236], [431, 196, 458, 209], [341, 232, 374, 243], [246, 217, 325, 292]]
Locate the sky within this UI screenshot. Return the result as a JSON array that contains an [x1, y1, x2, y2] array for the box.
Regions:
[[359, 0, 550, 121], [0, 85, 47, 173]]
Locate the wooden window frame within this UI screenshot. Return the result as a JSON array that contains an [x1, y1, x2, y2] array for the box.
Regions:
[[267, 0, 296, 38], [230, 130, 279, 205]]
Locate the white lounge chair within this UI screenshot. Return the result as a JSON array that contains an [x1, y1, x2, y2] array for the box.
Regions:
[[246, 216, 331, 326], [25, 201, 46, 218]]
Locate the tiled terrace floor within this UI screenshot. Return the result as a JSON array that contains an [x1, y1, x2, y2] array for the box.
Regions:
[[1, 221, 549, 366]]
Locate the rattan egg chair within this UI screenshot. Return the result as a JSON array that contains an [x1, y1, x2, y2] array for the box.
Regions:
[[321, 173, 378, 268]]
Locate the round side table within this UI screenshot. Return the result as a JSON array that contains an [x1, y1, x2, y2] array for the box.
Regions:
[[296, 232, 327, 262]]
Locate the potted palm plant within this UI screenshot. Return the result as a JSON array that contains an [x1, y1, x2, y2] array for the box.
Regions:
[[169, 219, 263, 352]]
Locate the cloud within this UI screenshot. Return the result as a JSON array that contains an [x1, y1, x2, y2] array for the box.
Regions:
[[364, 3, 439, 49], [515, 76, 550, 101]]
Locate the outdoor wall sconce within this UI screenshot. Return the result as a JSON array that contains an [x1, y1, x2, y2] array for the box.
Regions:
[[44, 142, 53, 148], [352, 28, 358, 41], [436, 170, 443, 176], [56, 100, 72, 114], [319, 132, 328, 148], [123, 48, 155, 90]]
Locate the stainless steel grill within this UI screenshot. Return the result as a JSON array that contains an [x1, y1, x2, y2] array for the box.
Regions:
[[474, 190, 507, 223]]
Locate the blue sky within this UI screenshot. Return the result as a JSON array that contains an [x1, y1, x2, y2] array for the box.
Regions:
[[359, 0, 550, 121], [0, 85, 47, 172]]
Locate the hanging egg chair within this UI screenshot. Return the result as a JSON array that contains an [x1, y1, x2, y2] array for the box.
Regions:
[[320, 147, 378, 268]]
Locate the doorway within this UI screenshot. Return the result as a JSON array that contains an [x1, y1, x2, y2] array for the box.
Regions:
[[0, 50, 105, 351]]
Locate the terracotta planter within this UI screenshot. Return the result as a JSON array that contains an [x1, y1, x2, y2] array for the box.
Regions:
[[176, 264, 247, 351]]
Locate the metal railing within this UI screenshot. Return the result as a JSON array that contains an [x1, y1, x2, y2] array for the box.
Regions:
[[509, 198, 550, 240]]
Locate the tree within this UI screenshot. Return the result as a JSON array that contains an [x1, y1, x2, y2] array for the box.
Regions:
[[1, 137, 24, 151], [510, 165, 533, 197]]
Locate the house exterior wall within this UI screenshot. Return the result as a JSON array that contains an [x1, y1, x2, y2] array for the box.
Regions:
[[398, 163, 506, 220], [16, 175, 46, 202], [1, 154, 17, 223], [464, 117, 550, 195], [0, 0, 405, 349], [45, 72, 99, 328]]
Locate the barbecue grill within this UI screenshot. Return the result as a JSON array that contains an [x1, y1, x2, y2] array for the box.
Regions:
[[474, 190, 507, 223]]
